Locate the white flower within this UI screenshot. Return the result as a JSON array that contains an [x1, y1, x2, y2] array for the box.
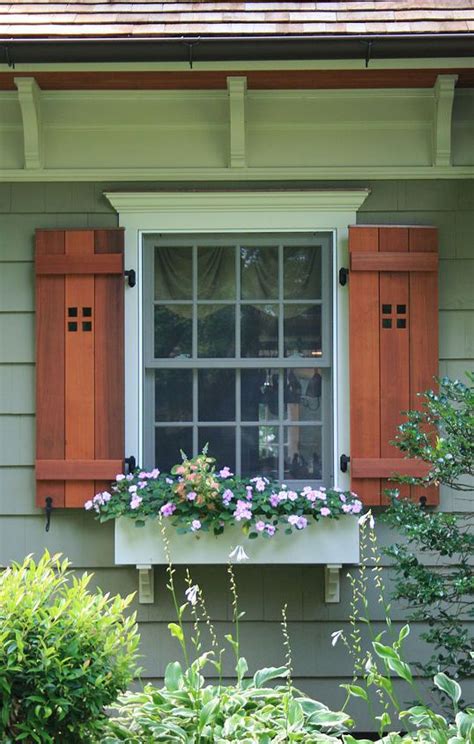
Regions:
[[185, 585, 199, 606], [331, 629, 343, 647], [229, 545, 249, 563], [84, 500, 93, 511], [115, 474, 126, 482]]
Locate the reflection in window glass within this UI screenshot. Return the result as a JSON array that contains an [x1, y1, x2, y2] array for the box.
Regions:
[[155, 370, 192, 422], [198, 246, 235, 300], [241, 304, 278, 358], [284, 245, 321, 300], [284, 369, 322, 422], [284, 304, 322, 358], [198, 305, 235, 358], [241, 368, 279, 421], [241, 246, 278, 300], [155, 246, 192, 300], [284, 426, 322, 480], [198, 369, 235, 421], [198, 427, 235, 471], [156, 427, 193, 473], [154, 305, 192, 358], [242, 426, 279, 479]]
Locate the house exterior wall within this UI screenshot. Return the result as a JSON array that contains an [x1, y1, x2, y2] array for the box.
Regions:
[[0, 177, 473, 728]]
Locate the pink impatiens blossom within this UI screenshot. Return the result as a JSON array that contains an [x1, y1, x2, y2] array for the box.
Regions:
[[251, 477, 267, 492], [128, 485, 137, 493], [191, 519, 201, 531], [219, 466, 233, 478], [287, 490, 298, 502], [255, 520, 266, 532], [187, 491, 197, 501], [234, 499, 252, 521], [130, 495, 143, 510], [320, 506, 331, 517], [269, 493, 280, 508], [84, 500, 93, 511], [265, 524, 276, 536], [222, 488, 234, 506], [115, 474, 126, 482], [245, 486, 253, 500], [160, 502, 176, 517]]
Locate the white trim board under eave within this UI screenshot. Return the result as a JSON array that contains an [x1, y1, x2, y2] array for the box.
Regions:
[[105, 189, 370, 490]]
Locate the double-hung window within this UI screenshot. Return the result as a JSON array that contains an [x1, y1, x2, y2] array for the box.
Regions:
[[142, 232, 332, 487]]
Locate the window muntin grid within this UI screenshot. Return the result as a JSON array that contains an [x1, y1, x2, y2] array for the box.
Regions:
[[143, 233, 332, 485]]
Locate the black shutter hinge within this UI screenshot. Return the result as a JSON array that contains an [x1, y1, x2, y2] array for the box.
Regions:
[[45, 496, 53, 532], [419, 495, 427, 509], [124, 455, 137, 475], [340, 454, 350, 473], [339, 268, 349, 286], [124, 269, 136, 288]]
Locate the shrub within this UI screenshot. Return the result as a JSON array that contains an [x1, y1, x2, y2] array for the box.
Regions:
[[384, 373, 474, 690], [0, 552, 140, 743]]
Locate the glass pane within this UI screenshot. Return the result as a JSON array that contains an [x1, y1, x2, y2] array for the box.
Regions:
[[241, 304, 278, 358], [155, 426, 193, 473], [284, 368, 322, 422], [198, 305, 235, 357], [198, 369, 235, 421], [241, 426, 279, 479], [241, 368, 279, 422], [284, 304, 322, 358], [155, 370, 192, 422], [198, 245, 235, 300], [284, 245, 321, 300], [154, 305, 192, 358], [284, 426, 322, 480], [240, 245, 278, 300], [155, 245, 192, 300], [198, 427, 235, 471]]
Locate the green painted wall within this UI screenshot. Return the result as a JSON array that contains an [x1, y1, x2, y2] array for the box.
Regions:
[[0, 179, 473, 729]]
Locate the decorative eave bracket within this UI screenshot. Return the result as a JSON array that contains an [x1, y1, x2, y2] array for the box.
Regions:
[[14, 76, 43, 170], [227, 76, 247, 169], [325, 564, 342, 603], [432, 74, 458, 167]]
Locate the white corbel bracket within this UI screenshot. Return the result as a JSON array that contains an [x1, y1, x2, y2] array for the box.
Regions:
[[227, 76, 247, 169], [14, 77, 43, 170], [432, 74, 458, 167], [324, 564, 342, 603], [137, 564, 154, 604]]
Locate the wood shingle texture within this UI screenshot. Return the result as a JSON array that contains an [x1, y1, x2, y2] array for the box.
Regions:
[[1, 1, 474, 39]]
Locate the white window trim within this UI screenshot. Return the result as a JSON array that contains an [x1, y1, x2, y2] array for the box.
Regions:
[[105, 189, 369, 489]]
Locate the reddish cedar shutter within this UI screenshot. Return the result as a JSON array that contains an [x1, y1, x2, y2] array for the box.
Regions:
[[35, 229, 125, 508], [349, 225, 439, 506]]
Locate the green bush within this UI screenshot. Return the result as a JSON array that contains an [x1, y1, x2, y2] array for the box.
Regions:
[[0, 552, 140, 743]]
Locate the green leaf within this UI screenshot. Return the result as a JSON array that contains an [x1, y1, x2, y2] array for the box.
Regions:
[[168, 622, 184, 643], [236, 657, 248, 682], [253, 666, 289, 687], [434, 672, 461, 704], [373, 642, 400, 662], [164, 661, 183, 691], [387, 657, 413, 683], [199, 698, 220, 729], [340, 684, 368, 701]]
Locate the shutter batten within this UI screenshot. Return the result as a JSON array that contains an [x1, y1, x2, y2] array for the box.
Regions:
[[35, 228, 125, 509], [349, 225, 439, 506]]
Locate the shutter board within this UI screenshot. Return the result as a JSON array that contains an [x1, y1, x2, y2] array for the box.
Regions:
[[35, 228, 125, 509], [349, 225, 439, 506]]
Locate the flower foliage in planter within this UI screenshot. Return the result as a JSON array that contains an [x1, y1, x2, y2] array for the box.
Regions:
[[86, 450, 362, 538]]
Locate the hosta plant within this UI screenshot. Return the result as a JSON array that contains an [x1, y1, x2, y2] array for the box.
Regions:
[[0, 552, 139, 744], [86, 448, 362, 539]]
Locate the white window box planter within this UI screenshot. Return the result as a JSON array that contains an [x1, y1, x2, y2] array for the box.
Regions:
[[115, 516, 360, 604]]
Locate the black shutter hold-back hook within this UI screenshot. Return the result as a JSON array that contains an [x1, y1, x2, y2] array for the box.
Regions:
[[45, 496, 53, 532]]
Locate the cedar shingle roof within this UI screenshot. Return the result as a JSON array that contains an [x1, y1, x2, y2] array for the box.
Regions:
[[1, 1, 474, 39]]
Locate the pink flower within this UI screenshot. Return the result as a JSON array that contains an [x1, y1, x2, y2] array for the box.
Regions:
[[130, 495, 143, 510], [160, 502, 176, 517], [222, 488, 234, 506], [269, 493, 280, 508], [101, 491, 111, 503], [150, 468, 160, 479], [339, 493, 347, 502], [287, 490, 298, 502], [265, 524, 276, 536], [138, 480, 148, 489], [351, 500, 363, 514], [191, 519, 201, 531], [219, 466, 233, 478], [296, 516, 308, 529], [128, 485, 137, 493], [255, 520, 266, 532], [84, 500, 93, 511], [245, 486, 253, 500], [234, 499, 252, 521], [342, 503, 353, 513], [187, 491, 197, 501], [175, 465, 185, 475], [288, 515, 299, 526], [320, 507, 331, 517], [116, 474, 126, 482], [305, 490, 317, 502], [251, 477, 267, 492], [126, 474, 134, 481], [138, 471, 148, 479], [315, 490, 327, 500]]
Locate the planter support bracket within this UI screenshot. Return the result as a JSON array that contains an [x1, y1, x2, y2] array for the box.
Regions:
[[137, 564, 154, 604], [325, 564, 342, 603]]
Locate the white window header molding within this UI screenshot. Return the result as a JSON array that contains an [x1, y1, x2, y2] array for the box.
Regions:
[[105, 190, 370, 216]]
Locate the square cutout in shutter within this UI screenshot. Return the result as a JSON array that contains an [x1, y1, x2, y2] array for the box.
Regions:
[[382, 318, 392, 329], [397, 318, 406, 329], [82, 321, 92, 332], [382, 304, 392, 314], [68, 321, 77, 332], [82, 307, 92, 317], [68, 307, 78, 317]]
